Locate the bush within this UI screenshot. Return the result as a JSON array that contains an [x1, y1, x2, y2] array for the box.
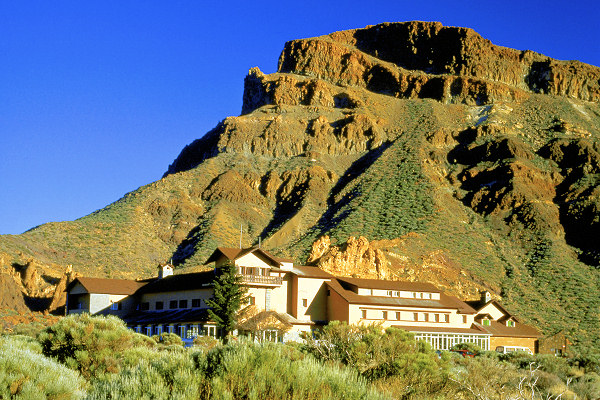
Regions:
[[87, 349, 207, 400], [0, 336, 85, 399], [201, 341, 387, 400], [37, 314, 154, 379], [301, 322, 450, 398], [152, 332, 184, 346]]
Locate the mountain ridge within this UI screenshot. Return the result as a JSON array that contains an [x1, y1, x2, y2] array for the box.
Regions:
[[1, 21, 599, 351]]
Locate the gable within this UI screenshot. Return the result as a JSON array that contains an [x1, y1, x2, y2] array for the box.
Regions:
[[478, 302, 507, 321]]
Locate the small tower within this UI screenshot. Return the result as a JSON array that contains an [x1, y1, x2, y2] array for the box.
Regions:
[[480, 290, 492, 304], [158, 263, 174, 279]]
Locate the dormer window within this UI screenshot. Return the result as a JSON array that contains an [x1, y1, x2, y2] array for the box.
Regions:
[[483, 319, 491, 326], [507, 320, 516, 327]]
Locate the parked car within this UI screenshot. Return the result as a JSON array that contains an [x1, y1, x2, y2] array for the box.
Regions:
[[451, 349, 476, 358], [495, 346, 533, 355]]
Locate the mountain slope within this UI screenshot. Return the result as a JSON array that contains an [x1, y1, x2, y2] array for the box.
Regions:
[[1, 21, 599, 350]]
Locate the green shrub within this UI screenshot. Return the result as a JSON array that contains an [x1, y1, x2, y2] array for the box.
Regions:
[[0, 336, 85, 399], [201, 341, 387, 400], [152, 332, 184, 346], [88, 349, 207, 400], [37, 314, 155, 379], [301, 322, 449, 398]]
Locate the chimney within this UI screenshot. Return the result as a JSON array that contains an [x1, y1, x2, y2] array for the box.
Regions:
[[158, 263, 173, 279], [481, 291, 492, 304]]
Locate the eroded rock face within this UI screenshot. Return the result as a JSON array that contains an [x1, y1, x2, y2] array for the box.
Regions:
[[279, 21, 600, 102], [308, 236, 392, 279]]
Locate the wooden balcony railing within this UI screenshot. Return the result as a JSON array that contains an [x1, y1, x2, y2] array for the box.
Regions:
[[237, 274, 283, 285]]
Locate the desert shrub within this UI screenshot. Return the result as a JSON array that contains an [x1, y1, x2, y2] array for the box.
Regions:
[[193, 335, 221, 351], [201, 341, 387, 400], [570, 372, 600, 400], [0, 336, 86, 399], [301, 322, 449, 398], [152, 332, 184, 346], [37, 313, 154, 379], [571, 352, 600, 374], [2, 334, 43, 354], [88, 349, 207, 400]]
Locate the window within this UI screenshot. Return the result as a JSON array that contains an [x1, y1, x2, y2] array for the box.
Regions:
[[361, 310, 367, 319], [507, 320, 515, 327], [387, 290, 392, 296], [424, 313, 429, 322], [302, 299, 307, 307], [140, 302, 150, 311], [435, 314, 440, 322], [192, 299, 201, 308], [178, 325, 186, 338], [444, 314, 449, 323], [249, 296, 255, 306], [396, 312, 401, 320], [423, 293, 431, 299], [179, 299, 188, 309], [154, 325, 162, 335], [382, 311, 388, 320], [169, 300, 178, 309], [145, 326, 152, 336], [110, 302, 121, 311], [483, 319, 491, 326], [462, 315, 467, 324], [393, 291, 399, 297], [413, 312, 418, 321], [155, 301, 164, 310]]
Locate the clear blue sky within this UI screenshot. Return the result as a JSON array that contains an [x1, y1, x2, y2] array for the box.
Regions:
[[1, 1, 599, 235]]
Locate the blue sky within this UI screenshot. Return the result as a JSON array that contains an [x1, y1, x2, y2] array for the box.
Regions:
[[1, 1, 599, 234]]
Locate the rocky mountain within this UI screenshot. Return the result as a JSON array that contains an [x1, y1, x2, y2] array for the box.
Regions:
[[1, 21, 599, 351]]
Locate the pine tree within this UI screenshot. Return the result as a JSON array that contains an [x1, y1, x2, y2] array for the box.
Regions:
[[206, 261, 248, 342]]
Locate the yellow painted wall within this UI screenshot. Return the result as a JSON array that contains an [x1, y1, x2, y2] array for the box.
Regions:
[[296, 278, 329, 322]]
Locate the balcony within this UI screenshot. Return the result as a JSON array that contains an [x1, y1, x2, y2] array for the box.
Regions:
[[237, 274, 283, 286]]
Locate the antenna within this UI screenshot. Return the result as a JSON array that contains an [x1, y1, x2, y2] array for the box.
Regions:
[[239, 223, 242, 249]]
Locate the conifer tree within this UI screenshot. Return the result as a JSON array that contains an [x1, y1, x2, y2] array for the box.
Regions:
[[206, 261, 248, 342]]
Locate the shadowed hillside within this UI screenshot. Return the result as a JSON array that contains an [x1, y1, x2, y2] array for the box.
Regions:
[[1, 21, 599, 351]]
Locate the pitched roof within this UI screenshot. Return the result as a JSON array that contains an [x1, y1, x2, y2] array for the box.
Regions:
[[393, 324, 491, 335], [136, 271, 214, 294], [291, 266, 334, 279], [336, 277, 442, 292], [327, 279, 475, 313], [67, 277, 147, 295], [205, 247, 283, 267], [477, 320, 541, 338]]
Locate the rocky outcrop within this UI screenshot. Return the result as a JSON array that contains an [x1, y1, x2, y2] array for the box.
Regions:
[[279, 21, 600, 102], [308, 236, 393, 279]]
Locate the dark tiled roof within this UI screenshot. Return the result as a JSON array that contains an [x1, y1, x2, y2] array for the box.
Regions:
[[205, 247, 282, 267], [327, 279, 475, 313], [393, 324, 491, 335], [478, 320, 541, 338], [291, 266, 334, 279], [336, 277, 442, 292], [136, 271, 214, 294], [123, 309, 211, 325], [67, 277, 147, 295]]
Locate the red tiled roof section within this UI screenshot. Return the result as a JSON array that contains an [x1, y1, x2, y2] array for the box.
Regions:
[[479, 320, 541, 338], [327, 279, 475, 313], [393, 324, 490, 335], [136, 271, 214, 294], [205, 247, 284, 267], [291, 266, 334, 279], [69, 277, 147, 295], [336, 277, 441, 292]]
